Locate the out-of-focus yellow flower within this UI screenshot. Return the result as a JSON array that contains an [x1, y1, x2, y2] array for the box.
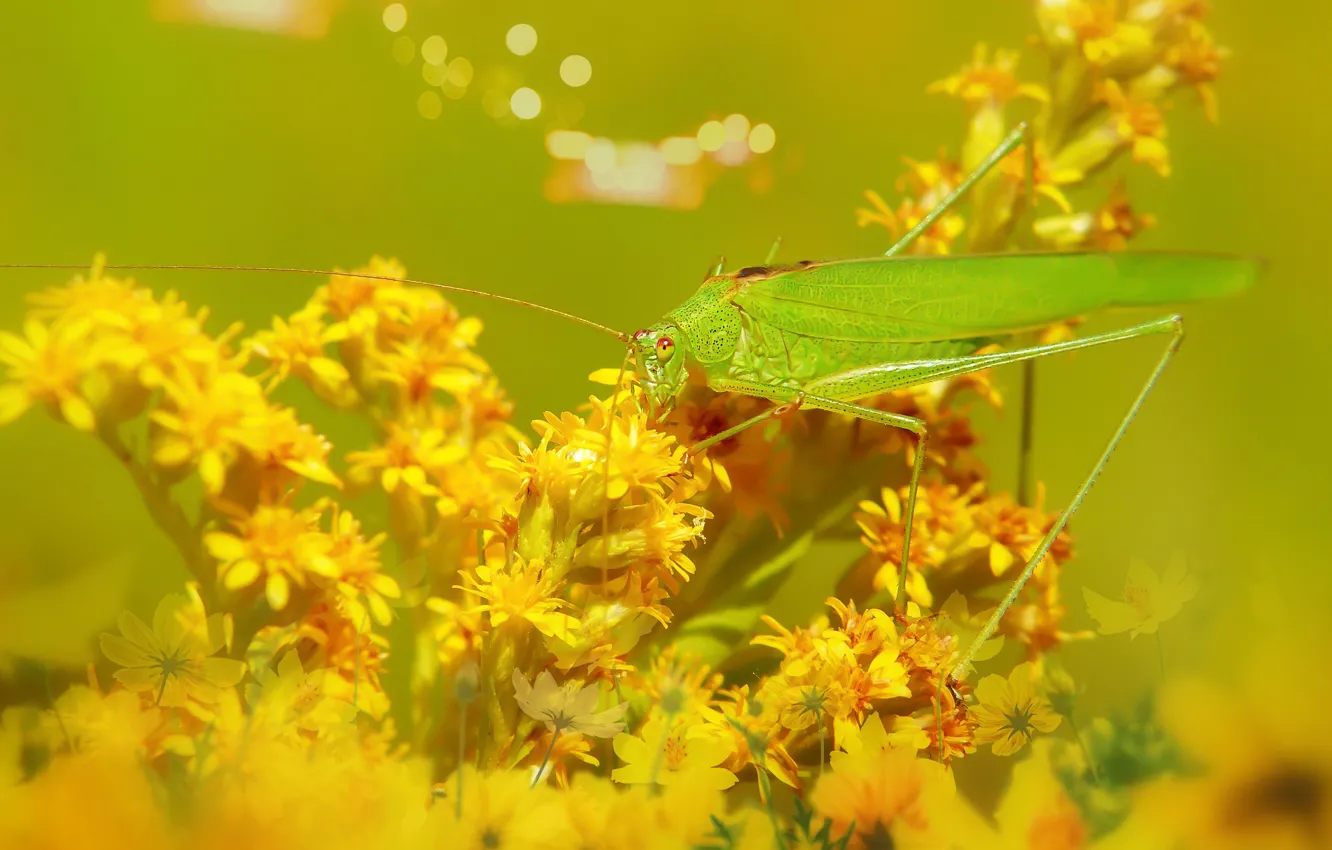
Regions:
[[1098, 79, 1171, 176], [1034, 179, 1156, 250], [857, 154, 965, 247], [1083, 556, 1199, 638], [150, 367, 267, 494], [512, 670, 627, 737], [427, 766, 576, 849], [612, 716, 738, 790], [48, 686, 161, 758], [1138, 600, 1332, 850], [955, 739, 1169, 850], [204, 502, 336, 611], [971, 662, 1061, 756], [0, 318, 99, 431], [929, 43, 1050, 105], [248, 305, 351, 398], [245, 649, 357, 739], [811, 738, 963, 849], [99, 594, 246, 707]]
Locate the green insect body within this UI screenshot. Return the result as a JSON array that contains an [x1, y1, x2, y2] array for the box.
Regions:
[[633, 251, 1259, 412]]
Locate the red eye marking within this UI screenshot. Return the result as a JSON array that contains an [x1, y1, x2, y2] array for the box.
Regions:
[[656, 337, 674, 354], [633, 329, 648, 340]]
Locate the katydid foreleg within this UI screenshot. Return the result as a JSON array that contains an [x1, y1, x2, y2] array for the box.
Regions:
[[705, 377, 930, 618]]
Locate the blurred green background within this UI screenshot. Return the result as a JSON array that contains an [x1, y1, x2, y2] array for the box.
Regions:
[[0, 0, 1328, 723]]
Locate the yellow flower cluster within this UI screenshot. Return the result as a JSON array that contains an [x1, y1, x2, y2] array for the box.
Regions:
[[1, 4, 1301, 850], [858, 0, 1228, 255]]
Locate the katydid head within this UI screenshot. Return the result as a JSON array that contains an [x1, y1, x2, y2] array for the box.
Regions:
[[631, 323, 688, 414]]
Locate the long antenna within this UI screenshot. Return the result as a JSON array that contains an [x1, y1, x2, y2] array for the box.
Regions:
[[0, 262, 632, 343]]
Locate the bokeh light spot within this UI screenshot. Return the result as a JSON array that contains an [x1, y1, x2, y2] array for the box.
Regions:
[[446, 57, 474, 87], [547, 130, 592, 160], [560, 55, 592, 87], [417, 91, 442, 120], [697, 120, 725, 152], [723, 113, 750, 144], [659, 136, 702, 166], [584, 138, 616, 173], [422, 62, 445, 86], [748, 123, 776, 154], [391, 36, 415, 65], [506, 24, 537, 56], [421, 35, 448, 66], [382, 3, 407, 32], [510, 87, 541, 119]]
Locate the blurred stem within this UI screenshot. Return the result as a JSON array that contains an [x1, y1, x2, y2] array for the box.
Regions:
[[1018, 359, 1036, 507], [96, 424, 215, 606], [1067, 714, 1100, 785]]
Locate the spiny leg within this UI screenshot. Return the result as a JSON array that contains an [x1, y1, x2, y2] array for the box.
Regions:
[[951, 315, 1185, 682], [706, 378, 929, 617], [717, 315, 1182, 759], [884, 122, 1028, 257]]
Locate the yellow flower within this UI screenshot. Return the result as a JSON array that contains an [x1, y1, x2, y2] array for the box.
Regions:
[[1099, 79, 1171, 176], [972, 661, 1061, 756], [461, 558, 579, 641], [204, 502, 336, 611], [149, 366, 267, 494], [248, 304, 352, 398], [810, 740, 962, 849], [427, 766, 576, 850], [99, 593, 246, 707], [1137, 592, 1332, 850], [612, 716, 737, 790], [512, 670, 627, 737], [48, 686, 161, 758], [928, 43, 1049, 105], [830, 712, 929, 775], [320, 503, 401, 627], [1033, 179, 1156, 251], [227, 403, 342, 494], [0, 317, 99, 431], [245, 649, 358, 739], [1083, 556, 1198, 638]]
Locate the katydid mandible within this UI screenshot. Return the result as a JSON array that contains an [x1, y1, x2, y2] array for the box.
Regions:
[[0, 125, 1262, 700]]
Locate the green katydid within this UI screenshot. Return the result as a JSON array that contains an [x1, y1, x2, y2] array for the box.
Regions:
[[0, 124, 1261, 734]]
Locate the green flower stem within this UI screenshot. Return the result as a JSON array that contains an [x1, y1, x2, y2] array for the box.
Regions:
[[531, 726, 562, 789]]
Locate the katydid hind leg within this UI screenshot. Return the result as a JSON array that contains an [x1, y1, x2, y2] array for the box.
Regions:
[[884, 122, 1029, 257], [950, 316, 1184, 680]]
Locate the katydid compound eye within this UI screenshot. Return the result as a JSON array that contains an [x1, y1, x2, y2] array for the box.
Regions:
[[655, 336, 675, 363]]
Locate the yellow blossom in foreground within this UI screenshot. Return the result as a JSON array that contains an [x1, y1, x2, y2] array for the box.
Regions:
[[956, 739, 1169, 850], [1083, 556, 1198, 638], [426, 766, 576, 850], [512, 670, 627, 737], [811, 740, 964, 849], [99, 594, 246, 707], [245, 650, 358, 739], [972, 662, 1061, 756], [613, 716, 737, 790], [1139, 605, 1332, 850]]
